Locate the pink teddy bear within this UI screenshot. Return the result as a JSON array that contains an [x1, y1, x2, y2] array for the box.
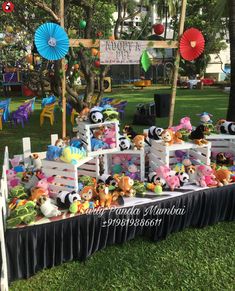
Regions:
[[6, 169, 21, 189], [36, 177, 55, 196], [155, 166, 180, 191], [169, 117, 192, 133], [196, 165, 217, 187], [104, 127, 116, 149]]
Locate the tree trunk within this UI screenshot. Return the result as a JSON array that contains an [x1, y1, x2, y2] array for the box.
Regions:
[[114, 0, 123, 39], [84, 6, 93, 38], [227, 0, 235, 121], [85, 74, 95, 106], [51, 61, 61, 96]]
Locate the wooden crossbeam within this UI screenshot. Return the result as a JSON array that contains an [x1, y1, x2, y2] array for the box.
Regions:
[[69, 39, 178, 49]]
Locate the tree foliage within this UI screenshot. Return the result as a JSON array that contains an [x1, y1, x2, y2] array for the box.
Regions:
[[170, 0, 228, 77]]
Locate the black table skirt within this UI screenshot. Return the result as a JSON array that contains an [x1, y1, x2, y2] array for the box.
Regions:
[[6, 184, 235, 283]]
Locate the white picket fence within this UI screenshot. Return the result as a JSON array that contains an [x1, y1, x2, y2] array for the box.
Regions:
[[0, 146, 9, 291], [0, 134, 59, 290]]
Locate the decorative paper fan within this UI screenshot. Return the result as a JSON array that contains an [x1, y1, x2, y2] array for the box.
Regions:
[[141, 50, 151, 72], [34, 23, 69, 61], [180, 28, 205, 61]]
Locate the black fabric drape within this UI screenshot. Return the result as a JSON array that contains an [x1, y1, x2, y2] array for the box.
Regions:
[[6, 184, 235, 283]]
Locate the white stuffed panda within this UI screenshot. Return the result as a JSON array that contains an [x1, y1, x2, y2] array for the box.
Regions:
[[56, 190, 81, 209], [89, 107, 104, 124], [98, 174, 117, 187], [148, 172, 166, 188], [218, 120, 235, 135], [119, 136, 131, 151], [175, 171, 189, 186], [147, 126, 164, 140]]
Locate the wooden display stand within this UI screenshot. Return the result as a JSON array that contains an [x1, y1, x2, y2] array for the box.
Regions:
[[149, 140, 211, 171], [76, 120, 120, 157], [207, 134, 235, 155], [102, 149, 145, 181], [41, 157, 99, 192]]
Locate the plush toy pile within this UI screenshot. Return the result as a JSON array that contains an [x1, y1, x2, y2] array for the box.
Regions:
[[6, 163, 144, 228], [5, 109, 235, 228]]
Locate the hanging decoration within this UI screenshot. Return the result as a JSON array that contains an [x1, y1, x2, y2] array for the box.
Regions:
[[94, 60, 100, 68], [79, 20, 87, 29], [91, 48, 99, 57], [6, 26, 14, 33], [179, 28, 205, 61], [153, 23, 165, 35], [96, 31, 103, 38], [140, 50, 151, 72], [34, 22, 69, 61], [74, 64, 79, 70]]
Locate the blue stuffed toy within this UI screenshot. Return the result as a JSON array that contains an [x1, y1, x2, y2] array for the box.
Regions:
[[46, 145, 62, 161], [91, 138, 109, 151], [70, 138, 84, 149]]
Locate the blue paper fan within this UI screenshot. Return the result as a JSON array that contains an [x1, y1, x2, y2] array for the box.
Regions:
[[34, 22, 69, 61]]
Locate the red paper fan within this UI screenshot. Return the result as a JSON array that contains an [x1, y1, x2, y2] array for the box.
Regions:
[[180, 28, 205, 61]]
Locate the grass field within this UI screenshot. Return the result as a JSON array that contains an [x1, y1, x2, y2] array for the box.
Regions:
[[0, 86, 229, 166], [1, 86, 234, 290]]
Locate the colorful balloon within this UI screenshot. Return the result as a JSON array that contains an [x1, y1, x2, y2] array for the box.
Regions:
[[94, 60, 100, 68], [79, 20, 86, 29], [153, 23, 164, 35]]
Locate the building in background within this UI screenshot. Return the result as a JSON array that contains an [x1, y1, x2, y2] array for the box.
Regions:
[[110, 4, 230, 84]]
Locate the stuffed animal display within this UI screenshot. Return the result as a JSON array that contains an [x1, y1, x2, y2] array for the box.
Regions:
[[216, 119, 235, 135], [169, 117, 192, 132], [60, 146, 87, 164], [189, 125, 209, 145], [110, 154, 140, 179], [161, 129, 184, 146], [5, 106, 235, 230]]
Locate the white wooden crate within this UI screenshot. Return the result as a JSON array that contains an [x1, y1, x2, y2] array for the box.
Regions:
[[41, 156, 100, 193], [76, 121, 120, 157], [103, 149, 145, 181], [149, 140, 211, 171], [207, 134, 235, 155], [12, 134, 59, 168]]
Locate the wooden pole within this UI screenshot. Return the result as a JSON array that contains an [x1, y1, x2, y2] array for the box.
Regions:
[[168, 0, 187, 127], [60, 0, 66, 138]]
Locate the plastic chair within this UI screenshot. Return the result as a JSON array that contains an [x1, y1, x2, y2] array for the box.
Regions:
[[0, 108, 3, 130], [0, 98, 11, 122], [40, 103, 56, 126], [99, 97, 114, 107], [11, 103, 31, 128], [112, 101, 128, 120], [24, 97, 36, 112], [71, 108, 79, 126], [41, 95, 56, 108], [110, 99, 122, 105]]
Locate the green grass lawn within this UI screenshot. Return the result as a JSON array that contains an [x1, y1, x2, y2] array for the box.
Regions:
[[0, 86, 229, 166], [1, 86, 234, 290]]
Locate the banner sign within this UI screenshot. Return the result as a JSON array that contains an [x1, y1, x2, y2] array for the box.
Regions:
[[100, 40, 151, 65]]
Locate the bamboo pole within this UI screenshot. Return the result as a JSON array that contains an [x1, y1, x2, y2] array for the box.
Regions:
[[69, 39, 178, 49], [168, 0, 187, 127], [60, 0, 66, 138]]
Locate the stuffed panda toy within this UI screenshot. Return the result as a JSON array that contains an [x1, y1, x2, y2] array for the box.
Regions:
[[98, 174, 117, 187], [148, 172, 166, 188], [89, 107, 104, 124], [119, 136, 131, 151], [218, 120, 235, 135], [56, 190, 81, 209], [147, 126, 164, 140], [175, 171, 189, 186]]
